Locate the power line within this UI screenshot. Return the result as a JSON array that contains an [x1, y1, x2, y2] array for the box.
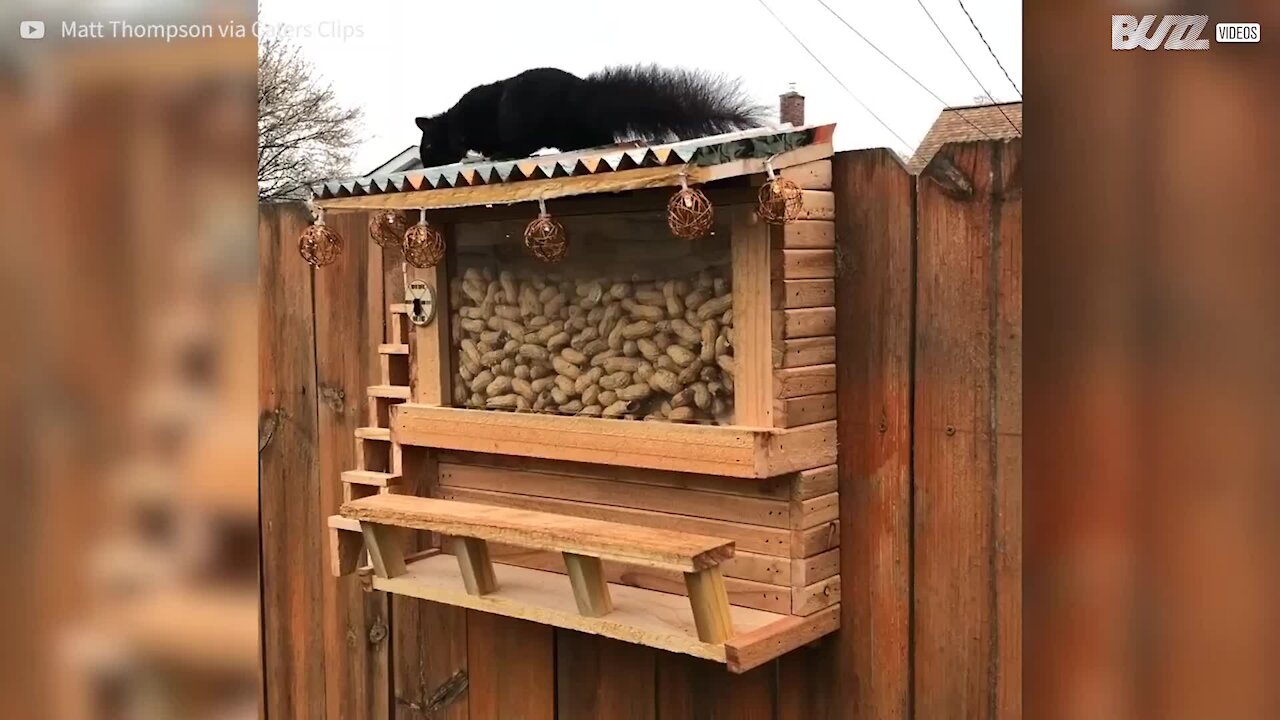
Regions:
[[956, 0, 1022, 98], [754, 0, 915, 154], [812, 0, 995, 141], [913, 0, 1021, 136]]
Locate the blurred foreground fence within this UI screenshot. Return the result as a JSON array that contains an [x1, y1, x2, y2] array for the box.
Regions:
[[258, 139, 1022, 719]]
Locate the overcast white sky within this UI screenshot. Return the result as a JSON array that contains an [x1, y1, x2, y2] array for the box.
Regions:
[[258, 0, 1022, 173]]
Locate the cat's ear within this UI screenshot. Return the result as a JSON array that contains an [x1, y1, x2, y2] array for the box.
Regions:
[[415, 116, 434, 131]]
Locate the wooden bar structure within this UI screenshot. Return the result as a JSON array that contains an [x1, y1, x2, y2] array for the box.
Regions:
[[318, 127, 844, 673]]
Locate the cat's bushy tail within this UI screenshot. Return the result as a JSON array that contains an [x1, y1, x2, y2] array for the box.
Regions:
[[580, 64, 771, 142]]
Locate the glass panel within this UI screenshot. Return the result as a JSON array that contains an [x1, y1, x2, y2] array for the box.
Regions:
[[448, 210, 735, 424]]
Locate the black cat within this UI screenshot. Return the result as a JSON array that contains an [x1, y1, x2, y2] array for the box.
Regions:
[[415, 65, 769, 168]]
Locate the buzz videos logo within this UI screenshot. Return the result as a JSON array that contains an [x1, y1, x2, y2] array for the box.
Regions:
[[1112, 15, 1260, 50]]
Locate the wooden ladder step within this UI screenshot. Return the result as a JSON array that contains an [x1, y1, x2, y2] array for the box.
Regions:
[[341, 470, 401, 487], [354, 427, 392, 441], [378, 343, 409, 355], [341, 494, 734, 573], [367, 385, 411, 400]]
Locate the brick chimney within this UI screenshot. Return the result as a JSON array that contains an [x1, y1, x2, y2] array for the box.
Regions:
[[779, 83, 805, 126]]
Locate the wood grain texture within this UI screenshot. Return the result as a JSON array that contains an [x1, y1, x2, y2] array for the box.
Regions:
[[685, 567, 734, 643], [726, 604, 842, 674], [564, 553, 613, 616], [315, 209, 390, 720], [774, 307, 837, 338], [775, 364, 837, 399], [914, 141, 1021, 719], [762, 420, 837, 476], [794, 465, 839, 500], [775, 393, 838, 427], [475, 541, 793, 613], [454, 537, 498, 595], [438, 486, 793, 557], [556, 633, 657, 720], [772, 279, 836, 309], [407, 258, 452, 405], [394, 404, 765, 477], [437, 449, 796, 499], [772, 248, 836, 280], [776, 637, 839, 720], [774, 219, 836, 249], [391, 412, 469, 720], [732, 207, 775, 426], [258, 203, 326, 720], [329, 525, 363, 577], [791, 491, 840, 530], [773, 336, 837, 368], [994, 141, 1023, 720], [373, 555, 784, 662], [834, 148, 914, 720], [438, 461, 790, 528], [343, 494, 736, 572], [793, 574, 841, 616], [656, 655, 777, 720], [792, 547, 841, 587], [778, 159, 833, 190], [796, 190, 836, 221], [363, 523, 407, 578], [794, 520, 841, 558], [467, 613, 555, 720]]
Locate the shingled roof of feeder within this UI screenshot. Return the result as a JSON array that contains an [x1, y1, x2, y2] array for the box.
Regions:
[[311, 124, 835, 207]]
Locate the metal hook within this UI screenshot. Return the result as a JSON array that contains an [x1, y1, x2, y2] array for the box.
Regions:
[[764, 155, 779, 181]]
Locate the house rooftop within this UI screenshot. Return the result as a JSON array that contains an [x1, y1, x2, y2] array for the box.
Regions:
[[907, 102, 1022, 174]]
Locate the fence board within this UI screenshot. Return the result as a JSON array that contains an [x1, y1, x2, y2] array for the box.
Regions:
[[993, 140, 1023, 720], [315, 210, 389, 720], [258, 140, 1021, 720], [467, 613, 555, 719], [832, 148, 915, 720], [556, 632, 657, 720], [259, 203, 326, 719], [393, 449, 470, 720], [914, 141, 1020, 719]]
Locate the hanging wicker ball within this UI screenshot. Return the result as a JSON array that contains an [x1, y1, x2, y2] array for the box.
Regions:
[[667, 186, 714, 239], [524, 216, 568, 263], [368, 210, 412, 248], [402, 221, 446, 268], [757, 177, 805, 225], [298, 223, 343, 267]]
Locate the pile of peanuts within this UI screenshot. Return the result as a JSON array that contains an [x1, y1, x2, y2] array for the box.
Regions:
[[450, 266, 735, 423]]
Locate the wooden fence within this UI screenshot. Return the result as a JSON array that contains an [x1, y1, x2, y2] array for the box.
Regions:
[[259, 140, 1022, 719]]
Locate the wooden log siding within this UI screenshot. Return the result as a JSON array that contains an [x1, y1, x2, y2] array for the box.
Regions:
[[259, 141, 1022, 719]]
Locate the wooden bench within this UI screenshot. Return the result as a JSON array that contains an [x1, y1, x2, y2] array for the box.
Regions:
[[340, 494, 738, 642]]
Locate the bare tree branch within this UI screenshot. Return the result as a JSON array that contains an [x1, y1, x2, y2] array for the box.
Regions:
[[258, 36, 364, 202]]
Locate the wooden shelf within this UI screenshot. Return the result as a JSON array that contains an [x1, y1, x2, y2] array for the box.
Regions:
[[341, 470, 400, 487], [368, 384, 411, 400], [370, 553, 837, 672], [391, 404, 835, 479], [354, 426, 391, 441]]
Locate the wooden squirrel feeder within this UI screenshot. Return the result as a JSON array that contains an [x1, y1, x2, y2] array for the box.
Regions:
[[314, 124, 840, 672]]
